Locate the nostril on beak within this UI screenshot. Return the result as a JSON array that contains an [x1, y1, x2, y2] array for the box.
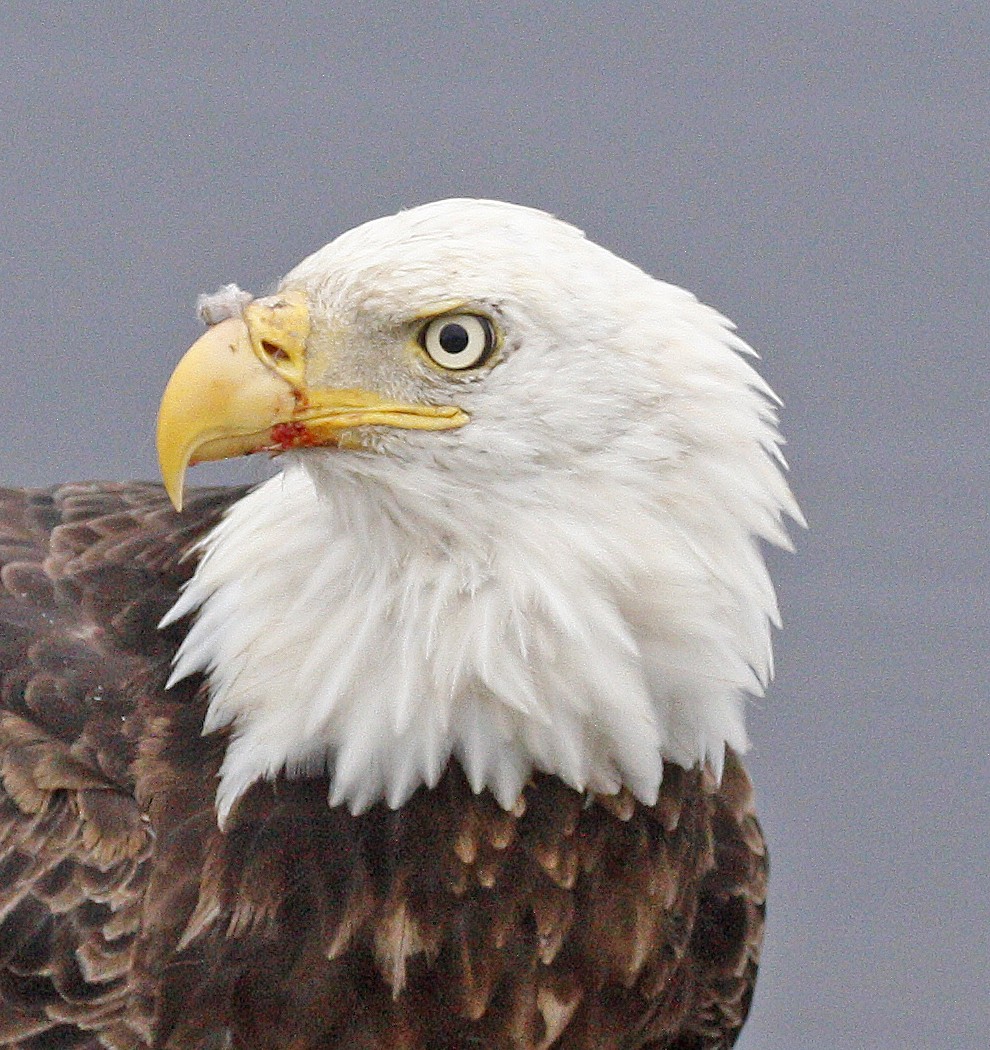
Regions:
[[261, 340, 290, 364]]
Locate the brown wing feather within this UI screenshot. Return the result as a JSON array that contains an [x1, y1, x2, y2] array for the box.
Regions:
[[0, 483, 243, 1050], [0, 483, 767, 1050]]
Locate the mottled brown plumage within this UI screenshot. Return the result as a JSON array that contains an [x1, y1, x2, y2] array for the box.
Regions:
[[0, 483, 767, 1049]]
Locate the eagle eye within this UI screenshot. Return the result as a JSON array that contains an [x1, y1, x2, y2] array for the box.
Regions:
[[420, 314, 494, 370]]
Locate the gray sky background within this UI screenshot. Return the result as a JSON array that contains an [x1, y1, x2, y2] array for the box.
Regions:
[[2, 4, 987, 1047]]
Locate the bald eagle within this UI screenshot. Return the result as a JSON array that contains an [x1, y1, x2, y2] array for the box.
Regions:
[[0, 200, 799, 1049]]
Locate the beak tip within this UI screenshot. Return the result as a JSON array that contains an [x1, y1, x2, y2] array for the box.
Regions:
[[162, 469, 185, 513], [158, 436, 188, 513]]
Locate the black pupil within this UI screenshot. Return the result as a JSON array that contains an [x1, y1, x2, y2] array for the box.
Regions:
[[438, 323, 470, 355]]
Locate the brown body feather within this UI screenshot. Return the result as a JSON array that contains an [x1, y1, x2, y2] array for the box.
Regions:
[[0, 484, 767, 1049]]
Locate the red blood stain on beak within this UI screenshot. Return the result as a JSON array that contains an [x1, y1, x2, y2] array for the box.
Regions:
[[269, 422, 319, 450]]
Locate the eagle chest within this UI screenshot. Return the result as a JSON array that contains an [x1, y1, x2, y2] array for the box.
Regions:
[[135, 739, 763, 1050]]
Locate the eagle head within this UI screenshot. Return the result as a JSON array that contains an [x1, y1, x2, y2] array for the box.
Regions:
[[157, 199, 801, 824]]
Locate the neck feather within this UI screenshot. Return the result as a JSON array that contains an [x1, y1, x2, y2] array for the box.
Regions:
[[164, 449, 785, 824]]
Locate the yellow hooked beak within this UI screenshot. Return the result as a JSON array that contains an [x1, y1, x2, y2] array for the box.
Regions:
[[156, 290, 469, 510]]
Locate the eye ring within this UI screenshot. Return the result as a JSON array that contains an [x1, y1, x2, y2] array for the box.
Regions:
[[420, 314, 495, 370]]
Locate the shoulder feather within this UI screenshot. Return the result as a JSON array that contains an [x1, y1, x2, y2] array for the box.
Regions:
[[0, 482, 243, 1049]]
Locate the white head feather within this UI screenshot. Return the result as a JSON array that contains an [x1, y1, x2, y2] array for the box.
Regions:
[[162, 199, 801, 824]]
